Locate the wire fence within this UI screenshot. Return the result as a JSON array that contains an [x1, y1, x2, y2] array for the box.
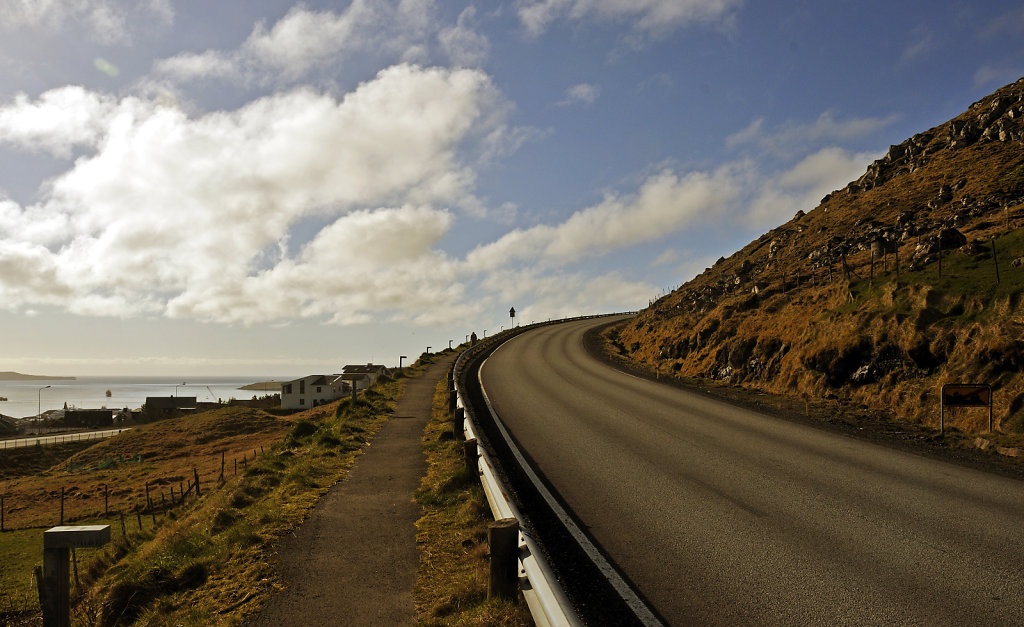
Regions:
[[1, 447, 263, 533]]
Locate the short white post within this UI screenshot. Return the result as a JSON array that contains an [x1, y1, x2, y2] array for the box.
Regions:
[[40, 525, 110, 627]]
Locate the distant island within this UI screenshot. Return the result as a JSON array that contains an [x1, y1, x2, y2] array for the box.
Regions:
[[239, 381, 282, 391], [0, 371, 76, 381]]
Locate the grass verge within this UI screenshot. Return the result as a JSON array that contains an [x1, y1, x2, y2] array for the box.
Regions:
[[1, 372, 409, 626], [413, 375, 532, 625]]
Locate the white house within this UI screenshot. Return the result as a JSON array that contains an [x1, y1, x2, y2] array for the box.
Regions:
[[280, 375, 347, 410]]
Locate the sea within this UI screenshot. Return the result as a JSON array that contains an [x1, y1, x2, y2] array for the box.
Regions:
[[0, 376, 281, 419]]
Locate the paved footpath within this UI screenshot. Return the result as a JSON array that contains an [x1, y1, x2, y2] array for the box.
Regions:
[[251, 354, 457, 626]]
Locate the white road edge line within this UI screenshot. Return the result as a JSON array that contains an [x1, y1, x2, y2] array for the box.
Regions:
[[478, 338, 665, 627]]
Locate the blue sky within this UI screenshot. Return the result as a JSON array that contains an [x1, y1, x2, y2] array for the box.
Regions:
[[0, 0, 1021, 376]]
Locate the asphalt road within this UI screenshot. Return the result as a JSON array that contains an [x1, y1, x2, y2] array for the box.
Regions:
[[479, 318, 1024, 625]]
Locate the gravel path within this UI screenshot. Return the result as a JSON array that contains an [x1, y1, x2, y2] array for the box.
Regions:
[[251, 355, 457, 626]]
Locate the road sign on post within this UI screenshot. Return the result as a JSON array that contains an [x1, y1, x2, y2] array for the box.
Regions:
[[509, 306, 516, 327], [940, 383, 994, 435]]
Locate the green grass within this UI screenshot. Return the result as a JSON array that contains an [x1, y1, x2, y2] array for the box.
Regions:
[[0, 513, 160, 625], [838, 228, 1024, 323]]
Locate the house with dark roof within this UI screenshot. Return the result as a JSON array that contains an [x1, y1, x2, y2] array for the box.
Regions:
[[143, 396, 197, 420], [341, 363, 391, 388]]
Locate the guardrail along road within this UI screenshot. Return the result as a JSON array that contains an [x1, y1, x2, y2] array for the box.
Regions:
[[479, 317, 1024, 625]]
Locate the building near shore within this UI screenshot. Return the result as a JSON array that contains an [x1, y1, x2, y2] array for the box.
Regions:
[[143, 396, 197, 420], [341, 364, 391, 387], [280, 375, 346, 410], [63, 409, 114, 428]]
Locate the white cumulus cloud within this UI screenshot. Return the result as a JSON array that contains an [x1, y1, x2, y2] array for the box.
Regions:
[[155, 1, 437, 84], [557, 83, 601, 107], [517, 0, 741, 38], [0, 86, 119, 157], [0, 0, 173, 45], [0, 64, 511, 325], [439, 6, 490, 67], [466, 166, 740, 271], [726, 110, 899, 157], [743, 146, 879, 228]]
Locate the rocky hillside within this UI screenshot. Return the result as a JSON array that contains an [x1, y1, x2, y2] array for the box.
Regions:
[[617, 77, 1024, 435]]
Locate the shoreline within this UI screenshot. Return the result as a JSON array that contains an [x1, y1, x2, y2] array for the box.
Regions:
[[0, 371, 76, 381]]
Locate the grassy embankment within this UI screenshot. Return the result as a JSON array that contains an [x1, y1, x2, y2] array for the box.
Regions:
[[0, 372, 406, 625], [413, 374, 532, 625], [612, 226, 1024, 454]]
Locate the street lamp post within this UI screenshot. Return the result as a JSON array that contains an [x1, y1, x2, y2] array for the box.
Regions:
[[399, 355, 408, 374], [175, 382, 186, 396], [38, 385, 51, 421]]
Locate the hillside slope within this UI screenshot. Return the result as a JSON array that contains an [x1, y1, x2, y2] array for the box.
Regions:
[[617, 77, 1024, 435]]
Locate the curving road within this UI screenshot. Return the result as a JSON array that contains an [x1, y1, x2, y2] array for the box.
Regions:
[[480, 317, 1024, 625]]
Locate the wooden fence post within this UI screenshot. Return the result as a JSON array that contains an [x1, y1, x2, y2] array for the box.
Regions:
[[992, 236, 1001, 284], [488, 518, 520, 600], [194, 468, 201, 497], [452, 407, 466, 441], [463, 439, 478, 472]]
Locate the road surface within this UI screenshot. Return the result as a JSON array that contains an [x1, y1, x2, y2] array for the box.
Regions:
[[480, 318, 1024, 625]]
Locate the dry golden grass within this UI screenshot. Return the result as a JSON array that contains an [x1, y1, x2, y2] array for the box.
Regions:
[[617, 79, 1024, 445], [413, 377, 532, 626], [0, 379, 404, 625]]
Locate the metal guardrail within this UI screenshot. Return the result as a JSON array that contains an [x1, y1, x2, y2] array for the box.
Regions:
[[453, 357, 582, 627], [452, 313, 660, 627]]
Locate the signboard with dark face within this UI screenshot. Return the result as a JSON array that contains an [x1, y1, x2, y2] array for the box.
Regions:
[[941, 384, 991, 407], [509, 306, 516, 318]]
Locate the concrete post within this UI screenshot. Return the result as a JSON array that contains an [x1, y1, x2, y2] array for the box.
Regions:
[[40, 526, 110, 627], [487, 518, 520, 600]]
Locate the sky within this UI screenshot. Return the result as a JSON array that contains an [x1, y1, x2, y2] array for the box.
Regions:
[[0, 0, 1022, 377]]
